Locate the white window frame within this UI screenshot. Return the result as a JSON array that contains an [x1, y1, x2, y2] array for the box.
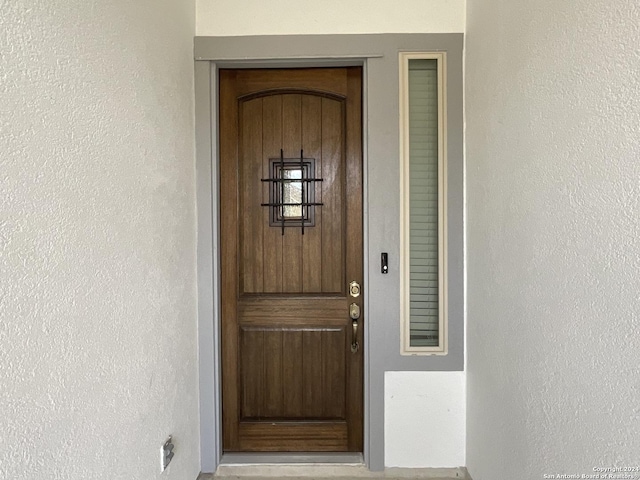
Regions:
[[399, 52, 448, 355]]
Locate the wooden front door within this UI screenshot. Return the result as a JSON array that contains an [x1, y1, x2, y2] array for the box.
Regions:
[[219, 67, 363, 452]]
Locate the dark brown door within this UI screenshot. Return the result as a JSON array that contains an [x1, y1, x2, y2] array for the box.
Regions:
[[219, 67, 363, 452]]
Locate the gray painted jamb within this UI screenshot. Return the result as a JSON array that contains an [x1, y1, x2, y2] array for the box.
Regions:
[[210, 62, 223, 472], [195, 60, 217, 473], [361, 59, 371, 469]]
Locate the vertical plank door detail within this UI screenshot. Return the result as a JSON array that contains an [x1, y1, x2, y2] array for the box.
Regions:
[[220, 68, 362, 452]]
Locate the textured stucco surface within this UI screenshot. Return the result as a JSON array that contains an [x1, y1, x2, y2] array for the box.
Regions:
[[465, 0, 640, 479], [196, 0, 465, 36], [1, 1, 199, 479]]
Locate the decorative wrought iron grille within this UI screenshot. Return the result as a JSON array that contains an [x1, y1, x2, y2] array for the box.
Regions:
[[261, 149, 324, 235]]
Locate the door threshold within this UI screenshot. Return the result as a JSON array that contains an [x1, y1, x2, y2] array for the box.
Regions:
[[220, 452, 364, 466], [216, 454, 368, 479], [213, 460, 469, 479]]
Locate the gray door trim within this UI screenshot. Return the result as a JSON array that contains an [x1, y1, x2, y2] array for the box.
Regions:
[[196, 57, 371, 472], [194, 33, 464, 474], [195, 60, 219, 473]]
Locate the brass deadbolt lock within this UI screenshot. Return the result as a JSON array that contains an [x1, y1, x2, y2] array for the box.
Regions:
[[349, 281, 361, 298]]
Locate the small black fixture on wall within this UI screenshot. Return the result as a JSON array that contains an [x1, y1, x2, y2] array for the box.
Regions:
[[381, 252, 389, 274]]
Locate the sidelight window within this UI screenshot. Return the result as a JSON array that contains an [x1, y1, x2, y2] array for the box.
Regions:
[[399, 52, 448, 355]]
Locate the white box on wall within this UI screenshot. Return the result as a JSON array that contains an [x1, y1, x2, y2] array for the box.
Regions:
[[385, 371, 466, 468]]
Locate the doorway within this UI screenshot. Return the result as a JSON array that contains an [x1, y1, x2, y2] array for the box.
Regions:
[[218, 67, 364, 452]]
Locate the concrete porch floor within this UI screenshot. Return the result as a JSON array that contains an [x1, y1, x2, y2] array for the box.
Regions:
[[198, 465, 470, 480]]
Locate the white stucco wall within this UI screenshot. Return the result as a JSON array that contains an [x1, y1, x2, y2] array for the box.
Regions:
[[196, 0, 465, 36], [385, 372, 465, 468], [1, 1, 198, 479], [465, 0, 640, 479]]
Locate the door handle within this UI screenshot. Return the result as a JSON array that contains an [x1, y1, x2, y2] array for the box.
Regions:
[[350, 303, 360, 353], [351, 320, 359, 353]]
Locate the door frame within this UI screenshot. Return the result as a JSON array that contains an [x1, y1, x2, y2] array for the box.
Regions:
[[196, 57, 372, 470], [195, 33, 465, 474]]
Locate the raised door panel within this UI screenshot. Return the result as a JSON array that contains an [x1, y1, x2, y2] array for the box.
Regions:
[[239, 327, 347, 420]]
